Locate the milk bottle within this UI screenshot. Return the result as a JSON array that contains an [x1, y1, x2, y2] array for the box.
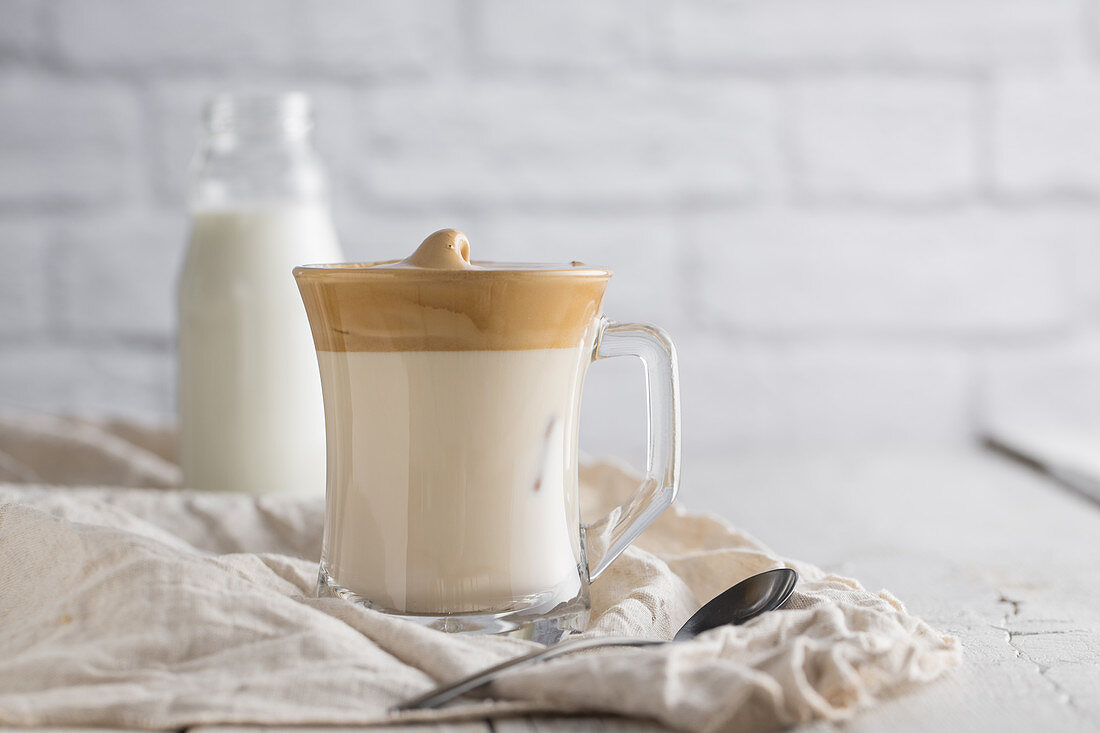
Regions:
[[178, 93, 343, 495]]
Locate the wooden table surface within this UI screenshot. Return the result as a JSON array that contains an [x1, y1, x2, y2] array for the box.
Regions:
[[6, 447, 1098, 732]]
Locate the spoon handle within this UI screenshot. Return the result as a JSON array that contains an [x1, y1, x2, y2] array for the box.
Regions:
[[395, 636, 663, 711]]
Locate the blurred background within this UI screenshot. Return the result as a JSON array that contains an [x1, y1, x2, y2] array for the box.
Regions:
[[2, 0, 1099, 466]]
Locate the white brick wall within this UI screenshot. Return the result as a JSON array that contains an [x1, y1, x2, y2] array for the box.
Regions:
[[0, 0, 42, 58], [691, 208, 1079, 335], [1, 0, 1099, 456], [0, 223, 49, 339], [300, 0, 466, 77], [475, 0, 655, 72], [53, 0, 299, 71], [792, 79, 978, 202], [980, 337, 1100, 430], [993, 73, 1100, 196], [0, 74, 139, 205], [55, 211, 187, 339], [362, 78, 782, 206], [683, 339, 974, 450], [0, 344, 172, 417], [664, 0, 1081, 70]]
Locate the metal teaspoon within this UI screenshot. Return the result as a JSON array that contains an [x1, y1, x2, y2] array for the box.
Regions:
[[396, 567, 798, 711]]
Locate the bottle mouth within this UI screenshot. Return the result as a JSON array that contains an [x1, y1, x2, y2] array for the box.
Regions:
[[204, 92, 312, 140]]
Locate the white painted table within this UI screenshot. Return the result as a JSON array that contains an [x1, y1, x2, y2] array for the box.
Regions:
[[6, 447, 1098, 732], [693, 447, 1100, 732]]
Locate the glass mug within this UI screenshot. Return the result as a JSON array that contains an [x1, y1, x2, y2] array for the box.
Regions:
[[294, 230, 680, 641]]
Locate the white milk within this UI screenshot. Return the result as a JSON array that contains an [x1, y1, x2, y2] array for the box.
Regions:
[[178, 203, 342, 495], [318, 347, 589, 614]]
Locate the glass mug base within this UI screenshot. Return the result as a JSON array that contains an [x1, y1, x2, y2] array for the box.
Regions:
[[317, 561, 590, 644]]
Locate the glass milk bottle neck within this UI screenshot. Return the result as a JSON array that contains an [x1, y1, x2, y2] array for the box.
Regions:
[[189, 92, 328, 210]]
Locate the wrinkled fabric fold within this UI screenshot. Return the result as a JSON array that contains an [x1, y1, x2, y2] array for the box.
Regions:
[[0, 415, 960, 731]]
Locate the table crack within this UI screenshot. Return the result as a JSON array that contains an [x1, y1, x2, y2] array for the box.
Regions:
[[994, 593, 1081, 715]]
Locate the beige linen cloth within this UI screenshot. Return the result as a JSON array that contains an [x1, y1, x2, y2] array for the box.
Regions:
[[0, 411, 960, 731]]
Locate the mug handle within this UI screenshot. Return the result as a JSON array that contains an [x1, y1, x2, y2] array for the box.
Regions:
[[584, 318, 681, 581]]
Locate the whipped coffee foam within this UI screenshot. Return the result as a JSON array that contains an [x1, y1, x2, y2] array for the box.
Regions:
[[397, 228, 474, 269], [295, 229, 609, 353]]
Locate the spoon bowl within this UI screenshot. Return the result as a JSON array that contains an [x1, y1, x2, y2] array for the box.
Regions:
[[675, 567, 798, 641]]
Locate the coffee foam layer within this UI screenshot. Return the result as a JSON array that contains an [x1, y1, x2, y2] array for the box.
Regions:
[[295, 229, 610, 352]]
